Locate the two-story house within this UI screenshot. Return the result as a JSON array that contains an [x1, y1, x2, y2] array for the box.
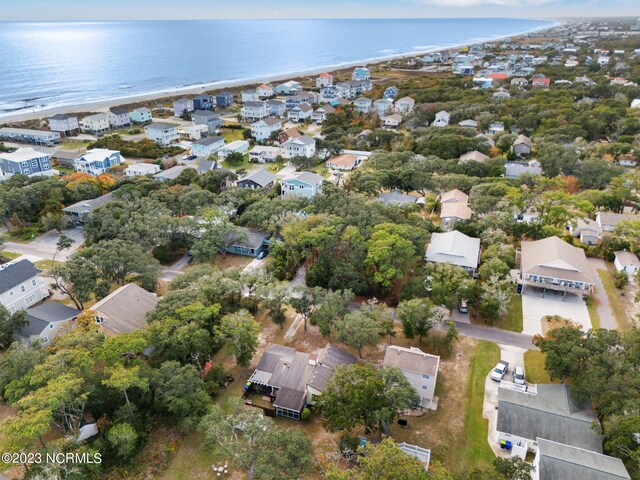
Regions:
[[144, 122, 179, 146], [62, 191, 114, 225], [373, 98, 394, 116], [107, 108, 132, 128], [275, 81, 301, 96], [281, 135, 316, 158], [241, 101, 269, 122], [0, 148, 54, 179], [266, 99, 286, 117], [432, 110, 451, 127], [352, 67, 371, 81], [256, 84, 275, 99], [79, 113, 110, 135], [383, 345, 440, 410], [124, 162, 161, 177], [173, 98, 194, 117], [512, 134, 533, 158], [285, 92, 318, 109], [316, 73, 334, 88], [193, 94, 215, 110], [190, 136, 225, 158], [19, 302, 80, 346], [249, 145, 281, 163], [216, 92, 234, 107], [251, 117, 282, 141], [48, 114, 79, 136], [237, 169, 277, 190], [74, 149, 123, 176], [394, 96, 415, 114], [354, 97, 372, 114], [0, 260, 48, 314], [0, 128, 60, 146], [280, 171, 323, 198], [192, 110, 223, 133], [312, 105, 336, 123], [383, 85, 399, 99], [130, 107, 152, 124], [287, 103, 313, 122]]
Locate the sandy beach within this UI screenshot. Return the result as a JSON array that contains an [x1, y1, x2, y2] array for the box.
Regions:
[[0, 22, 558, 126]]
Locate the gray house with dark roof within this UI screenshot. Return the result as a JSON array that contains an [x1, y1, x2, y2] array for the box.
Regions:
[[497, 383, 603, 452], [62, 191, 114, 225], [237, 169, 276, 190], [247, 344, 356, 420], [0, 260, 48, 313], [20, 302, 81, 345], [225, 228, 270, 257]]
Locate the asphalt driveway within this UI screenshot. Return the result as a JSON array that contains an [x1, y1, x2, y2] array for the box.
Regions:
[[4, 227, 84, 262], [521, 288, 591, 336], [587, 258, 618, 330]]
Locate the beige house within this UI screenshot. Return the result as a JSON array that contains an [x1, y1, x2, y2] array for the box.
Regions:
[[90, 283, 159, 335], [518, 236, 594, 296], [459, 150, 489, 163], [440, 188, 469, 204], [383, 345, 440, 410], [439, 189, 472, 228]]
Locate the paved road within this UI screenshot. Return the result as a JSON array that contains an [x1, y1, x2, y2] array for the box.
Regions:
[[4, 227, 84, 262], [453, 321, 538, 350], [160, 253, 191, 281], [587, 258, 618, 330]]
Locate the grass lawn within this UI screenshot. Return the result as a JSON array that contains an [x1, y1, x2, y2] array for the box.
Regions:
[[221, 154, 251, 172], [57, 139, 91, 150], [523, 350, 558, 384], [586, 296, 601, 330], [495, 294, 523, 332], [457, 341, 500, 472], [213, 254, 253, 271], [219, 127, 245, 143], [598, 269, 631, 330]]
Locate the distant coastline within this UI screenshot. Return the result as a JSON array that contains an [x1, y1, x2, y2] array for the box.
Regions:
[[0, 19, 558, 125]]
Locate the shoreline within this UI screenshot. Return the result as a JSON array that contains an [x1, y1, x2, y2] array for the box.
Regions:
[[0, 20, 559, 125]]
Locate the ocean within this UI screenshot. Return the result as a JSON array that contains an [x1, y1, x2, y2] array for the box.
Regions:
[[0, 18, 554, 118]]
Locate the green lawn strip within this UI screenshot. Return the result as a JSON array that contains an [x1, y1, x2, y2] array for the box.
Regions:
[[585, 296, 601, 330], [495, 294, 523, 332], [458, 341, 500, 471], [597, 269, 630, 330], [523, 350, 557, 384], [57, 140, 91, 150]]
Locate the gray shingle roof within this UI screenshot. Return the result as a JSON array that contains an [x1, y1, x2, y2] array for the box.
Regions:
[[377, 191, 418, 206], [90, 283, 158, 335], [62, 192, 114, 215], [21, 302, 80, 337], [0, 260, 42, 294], [227, 228, 269, 250], [239, 169, 276, 188], [193, 136, 223, 146]]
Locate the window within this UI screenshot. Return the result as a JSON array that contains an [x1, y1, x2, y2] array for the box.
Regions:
[[421, 385, 428, 390], [32, 279, 37, 286], [20, 285, 26, 293], [95, 316, 107, 324], [25, 293, 37, 305], [422, 374, 430, 379], [42, 336, 49, 343], [49, 323, 54, 329], [9, 290, 13, 296]]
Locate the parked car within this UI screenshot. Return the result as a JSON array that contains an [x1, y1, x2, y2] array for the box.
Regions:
[[490, 360, 509, 382], [512, 366, 525, 385], [458, 298, 469, 313], [256, 250, 269, 260], [182, 154, 197, 161]]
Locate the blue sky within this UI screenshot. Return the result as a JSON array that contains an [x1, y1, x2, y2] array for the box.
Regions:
[[0, 0, 637, 20]]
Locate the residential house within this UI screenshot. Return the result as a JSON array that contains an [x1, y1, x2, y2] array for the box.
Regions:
[[247, 344, 356, 419], [497, 383, 603, 453], [441, 188, 468, 205], [282, 135, 316, 159], [237, 169, 277, 190], [440, 201, 472, 227], [90, 283, 158, 335], [432, 111, 451, 127], [218, 140, 250, 159], [193, 94, 214, 111], [266, 99, 286, 117], [275, 81, 301, 96], [326, 153, 365, 171], [512, 134, 533, 158], [62, 192, 114, 225], [280, 171, 323, 198], [569, 218, 602, 245], [241, 90, 259, 102], [458, 119, 478, 129], [319, 85, 345, 102], [383, 86, 399, 99], [197, 160, 227, 175], [124, 162, 161, 177], [394, 96, 415, 114], [79, 113, 110, 135], [279, 127, 302, 144], [0, 148, 54, 179], [596, 211, 640, 232], [383, 345, 439, 410], [251, 117, 282, 141], [130, 107, 152, 124], [487, 122, 505, 135], [74, 149, 123, 176], [505, 160, 542, 178], [312, 105, 336, 123], [173, 98, 194, 117], [0, 259, 48, 314], [144, 122, 179, 146], [0, 128, 61, 146], [192, 110, 223, 134], [382, 114, 402, 129], [518, 236, 594, 295], [316, 73, 334, 88], [533, 438, 630, 480], [216, 92, 234, 108], [107, 108, 131, 128], [285, 92, 318, 109], [511, 77, 528, 87], [287, 103, 313, 122], [352, 67, 371, 81], [459, 150, 489, 163], [226, 227, 270, 257], [48, 114, 79, 136], [241, 101, 269, 122], [614, 251, 640, 276], [191, 136, 225, 158], [377, 191, 420, 207], [532, 77, 551, 88], [425, 231, 481, 275], [153, 165, 196, 182], [493, 89, 511, 100], [249, 145, 281, 163], [617, 154, 637, 167], [354, 98, 373, 114], [256, 84, 275, 99], [178, 124, 208, 141], [19, 302, 80, 346], [373, 99, 394, 116]]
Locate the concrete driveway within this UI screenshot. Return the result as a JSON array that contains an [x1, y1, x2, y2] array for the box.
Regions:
[[587, 258, 618, 330], [521, 289, 591, 336], [484, 344, 527, 457], [5, 227, 84, 262], [275, 165, 297, 178]]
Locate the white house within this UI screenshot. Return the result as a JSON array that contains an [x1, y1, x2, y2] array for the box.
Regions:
[[0, 259, 48, 314], [74, 149, 123, 176], [173, 98, 194, 117], [241, 90, 259, 102], [614, 251, 640, 276], [19, 302, 80, 346], [352, 67, 371, 81], [218, 140, 250, 159], [312, 105, 336, 123], [394, 96, 415, 114], [130, 107, 152, 124], [191, 136, 225, 158], [251, 117, 282, 141], [458, 119, 478, 129], [256, 84, 275, 99], [266, 100, 286, 117], [281, 171, 323, 198], [124, 162, 161, 177], [383, 345, 440, 410], [79, 113, 110, 135], [241, 101, 269, 122], [382, 114, 402, 129], [107, 107, 132, 128], [373, 99, 393, 116], [48, 114, 79, 136], [144, 123, 179, 146], [432, 111, 451, 127], [316, 73, 334, 88], [287, 103, 313, 122], [249, 145, 281, 163], [425, 231, 481, 275], [596, 211, 640, 232], [281, 135, 316, 158], [505, 160, 542, 178], [487, 122, 505, 135], [354, 98, 372, 114]]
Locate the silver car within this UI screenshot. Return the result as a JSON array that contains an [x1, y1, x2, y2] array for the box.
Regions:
[[512, 366, 525, 385]]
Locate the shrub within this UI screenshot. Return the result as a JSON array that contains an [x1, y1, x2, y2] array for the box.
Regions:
[[300, 407, 311, 422], [614, 271, 628, 289]]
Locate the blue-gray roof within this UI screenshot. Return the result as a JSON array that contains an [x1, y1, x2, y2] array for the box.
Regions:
[[0, 260, 41, 294], [21, 302, 80, 337]]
